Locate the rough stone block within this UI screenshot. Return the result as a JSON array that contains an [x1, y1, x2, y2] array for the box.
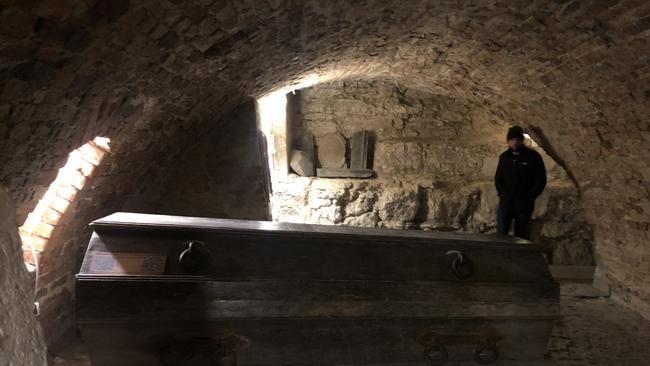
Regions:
[[42, 207, 64, 225], [31, 221, 55, 238], [345, 191, 376, 217], [20, 232, 49, 252], [298, 134, 315, 162], [290, 150, 314, 177], [378, 188, 419, 224], [479, 156, 499, 179], [425, 186, 480, 231], [48, 194, 71, 214], [343, 211, 378, 227]]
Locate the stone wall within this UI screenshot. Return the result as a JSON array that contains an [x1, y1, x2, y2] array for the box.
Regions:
[[0, 184, 48, 366], [275, 81, 594, 265]]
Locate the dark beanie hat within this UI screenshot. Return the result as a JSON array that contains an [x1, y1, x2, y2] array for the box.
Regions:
[[507, 126, 525, 140]]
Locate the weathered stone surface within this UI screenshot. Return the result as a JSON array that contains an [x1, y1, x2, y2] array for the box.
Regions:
[[290, 150, 314, 177], [0, 184, 48, 366], [422, 185, 481, 231], [538, 185, 595, 265], [316, 133, 346, 169], [479, 157, 499, 180], [343, 211, 378, 228], [345, 190, 376, 217], [274, 176, 595, 260], [377, 188, 420, 229], [0, 8, 36, 38], [374, 142, 423, 176], [270, 176, 312, 224], [470, 182, 500, 231]]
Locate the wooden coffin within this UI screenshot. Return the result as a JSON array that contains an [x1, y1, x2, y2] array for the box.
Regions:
[[76, 212, 559, 366]]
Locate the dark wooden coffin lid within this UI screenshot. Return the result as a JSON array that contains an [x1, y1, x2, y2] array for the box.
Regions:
[[90, 212, 542, 251]]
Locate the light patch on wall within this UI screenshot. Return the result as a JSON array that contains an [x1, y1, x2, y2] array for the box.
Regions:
[[524, 133, 540, 148], [256, 74, 328, 219], [260, 74, 322, 101], [257, 75, 322, 182], [257, 74, 323, 139], [257, 91, 287, 163], [20, 137, 111, 271]]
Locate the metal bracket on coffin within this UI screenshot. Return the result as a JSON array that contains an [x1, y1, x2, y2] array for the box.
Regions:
[[159, 336, 240, 366], [179, 240, 212, 275], [445, 250, 474, 280], [420, 333, 500, 365]]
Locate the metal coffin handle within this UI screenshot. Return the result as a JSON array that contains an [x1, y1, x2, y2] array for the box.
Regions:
[[159, 337, 237, 366], [474, 339, 499, 364], [215, 348, 237, 366], [179, 240, 211, 274], [426, 339, 448, 365], [445, 250, 474, 280]]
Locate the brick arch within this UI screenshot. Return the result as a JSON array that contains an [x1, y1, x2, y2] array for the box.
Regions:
[[0, 0, 648, 343]]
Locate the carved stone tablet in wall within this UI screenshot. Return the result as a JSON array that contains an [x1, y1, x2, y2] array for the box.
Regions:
[[317, 133, 346, 169], [350, 130, 370, 169]]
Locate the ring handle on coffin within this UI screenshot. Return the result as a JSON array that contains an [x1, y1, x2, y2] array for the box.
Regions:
[[426, 339, 448, 365], [159, 337, 237, 366], [215, 347, 237, 366], [446, 250, 474, 280], [179, 240, 211, 274], [474, 339, 499, 364]]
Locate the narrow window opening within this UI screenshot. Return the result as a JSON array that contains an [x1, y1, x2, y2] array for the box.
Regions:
[[20, 137, 111, 273]]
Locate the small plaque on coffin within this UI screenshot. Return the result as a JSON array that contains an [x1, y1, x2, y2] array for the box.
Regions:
[[89, 252, 166, 275]]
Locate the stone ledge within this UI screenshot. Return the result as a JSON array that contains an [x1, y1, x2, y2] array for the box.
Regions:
[[316, 168, 374, 178]]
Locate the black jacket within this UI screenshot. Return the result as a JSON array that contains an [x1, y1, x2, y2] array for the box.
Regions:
[[494, 145, 547, 208]]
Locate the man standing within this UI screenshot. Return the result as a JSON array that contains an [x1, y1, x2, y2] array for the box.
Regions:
[[494, 126, 547, 239]]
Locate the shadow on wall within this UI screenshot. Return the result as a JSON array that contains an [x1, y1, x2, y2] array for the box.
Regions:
[[122, 99, 271, 221]]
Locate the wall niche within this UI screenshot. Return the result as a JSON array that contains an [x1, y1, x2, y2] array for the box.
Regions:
[[273, 80, 594, 266]]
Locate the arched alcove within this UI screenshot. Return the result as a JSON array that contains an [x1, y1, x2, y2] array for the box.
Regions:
[[258, 80, 594, 266]]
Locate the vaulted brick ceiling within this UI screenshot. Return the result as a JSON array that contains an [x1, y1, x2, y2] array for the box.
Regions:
[[1, 0, 649, 317]]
